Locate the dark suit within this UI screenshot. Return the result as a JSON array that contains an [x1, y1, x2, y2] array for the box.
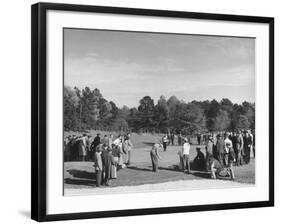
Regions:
[[101, 149, 112, 185], [216, 138, 225, 166]]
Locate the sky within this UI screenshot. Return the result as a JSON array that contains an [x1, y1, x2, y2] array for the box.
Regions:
[[64, 28, 255, 108]]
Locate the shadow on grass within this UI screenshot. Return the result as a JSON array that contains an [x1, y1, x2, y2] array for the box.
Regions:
[[127, 164, 184, 173], [67, 169, 95, 179], [191, 171, 210, 179], [158, 165, 182, 172], [64, 178, 96, 186], [126, 166, 154, 172]]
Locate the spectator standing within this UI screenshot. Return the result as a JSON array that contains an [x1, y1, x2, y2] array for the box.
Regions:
[[78, 136, 87, 161], [244, 131, 253, 164], [224, 133, 233, 167], [178, 133, 182, 146], [197, 134, 201, 145], [111, 145, 120, 179], [124, 134, 133, 165], [235, 130, 244, 166], [90, 133, 101, 162], [205, 136, 214, 171], [101, 144, 112, 186], [170, 133, 175, 145], [216, 134, 225, 166], [64, 136, 71, 162], [162, 134, 169, 151], [94, 146, 103, 187], [182, 138, 191, 174]]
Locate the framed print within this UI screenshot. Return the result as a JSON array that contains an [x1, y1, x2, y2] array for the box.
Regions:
[[31, 2, 274, 222]]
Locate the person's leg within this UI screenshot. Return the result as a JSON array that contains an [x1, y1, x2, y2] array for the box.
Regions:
[[105, 166, 111, 185], [217, 153, 222, 166], [223, 154, 228, 167], [155, 158, 159, 172], [180, 156, 184, 171], [182, 155, 187, 172], [245, 146, 250, 164], [236, 150, 240, 166], [96, 170, 101, 187], [229, 163, 235, 180], [111, 164, 116, 179], [127, 150, 131, 165], [237, 149, 242, 166], [205, 153, 209, 171], [210, 162, 216, 179], [186, 155, 190, 174], [249, 146, 252, 163], [151, 153, 156, 171]]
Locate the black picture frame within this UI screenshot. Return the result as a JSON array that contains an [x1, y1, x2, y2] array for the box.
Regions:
[[31, 2, 274, 222]]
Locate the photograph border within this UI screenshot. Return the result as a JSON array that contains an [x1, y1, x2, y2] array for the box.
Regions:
[[31, 2, 274, 222]]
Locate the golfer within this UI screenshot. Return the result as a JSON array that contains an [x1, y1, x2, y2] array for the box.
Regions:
[[150, 142, 162, 172]]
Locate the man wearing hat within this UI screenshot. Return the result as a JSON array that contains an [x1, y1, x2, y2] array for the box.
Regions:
[[216, 134, 225, 166], [90, 133, 101, 162], [101, 144, 113, 186], [205, 135, 214, 171]]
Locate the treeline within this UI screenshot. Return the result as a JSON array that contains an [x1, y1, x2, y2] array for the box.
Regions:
[[64, 86, 255, 135]]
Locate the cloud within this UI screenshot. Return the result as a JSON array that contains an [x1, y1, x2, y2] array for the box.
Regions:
[[64, 29, 255, 107]]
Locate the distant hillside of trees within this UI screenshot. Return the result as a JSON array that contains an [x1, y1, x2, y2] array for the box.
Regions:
[[64, 86, 255, 135]]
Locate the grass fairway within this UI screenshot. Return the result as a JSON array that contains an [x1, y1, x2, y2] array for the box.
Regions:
[[64, 132, 255, 190]]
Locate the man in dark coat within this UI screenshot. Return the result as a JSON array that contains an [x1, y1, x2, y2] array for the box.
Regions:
[[101, 144, 112, 186], [243, 131, 253, 164], [90, 133, 101, 162], [215, 134, 225, 166], [235, 130, 244, 166]]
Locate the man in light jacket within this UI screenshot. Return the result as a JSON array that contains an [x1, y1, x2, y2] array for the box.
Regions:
[[182, 138, 191, 174]]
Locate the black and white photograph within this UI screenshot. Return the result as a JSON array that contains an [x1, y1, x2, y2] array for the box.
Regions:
[[63, 28, 256, 196], [0, 0, 278, 223]]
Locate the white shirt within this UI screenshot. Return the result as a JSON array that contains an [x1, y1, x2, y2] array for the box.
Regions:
[[224, 138, 233, 153], [113, 138, 123, 148], [113, 138, 121, 145], [182, 142, 191, 155]]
